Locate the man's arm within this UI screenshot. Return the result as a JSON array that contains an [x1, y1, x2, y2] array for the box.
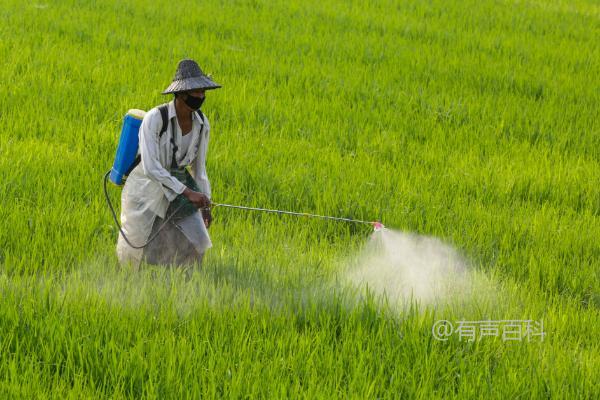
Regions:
[[190, 118, 212, 227], [190, 118, 211, 200]]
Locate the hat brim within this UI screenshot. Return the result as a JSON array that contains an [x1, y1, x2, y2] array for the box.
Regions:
[[162, 76, 221, 94]]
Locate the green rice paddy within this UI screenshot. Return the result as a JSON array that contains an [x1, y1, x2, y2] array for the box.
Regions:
[[0, 0, 599, 398]]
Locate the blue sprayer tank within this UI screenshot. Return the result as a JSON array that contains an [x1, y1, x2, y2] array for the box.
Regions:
[[109, 109, 146, 185]]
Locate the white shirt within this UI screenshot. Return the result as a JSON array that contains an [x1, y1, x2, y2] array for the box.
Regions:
[[138, 100, 211, 202], [116, 100, 213, 264], [180, 131, 193, 157]]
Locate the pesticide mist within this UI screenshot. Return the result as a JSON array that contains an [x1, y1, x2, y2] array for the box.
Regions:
[[345, 228, 479, 307]]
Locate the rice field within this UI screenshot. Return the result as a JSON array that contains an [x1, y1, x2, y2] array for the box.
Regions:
[[1, 0, 599, 398]]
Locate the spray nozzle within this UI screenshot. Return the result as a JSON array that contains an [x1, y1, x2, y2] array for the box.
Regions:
[[372, 221, 385, 231]]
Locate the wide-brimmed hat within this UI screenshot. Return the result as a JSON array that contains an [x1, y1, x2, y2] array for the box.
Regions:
[[162, 59, 221, 94]]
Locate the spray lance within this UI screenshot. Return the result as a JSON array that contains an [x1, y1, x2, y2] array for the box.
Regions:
[[104, 109, 384, 249], [210, 203, 385, 230]]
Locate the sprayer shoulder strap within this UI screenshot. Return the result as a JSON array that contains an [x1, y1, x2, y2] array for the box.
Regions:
[[158, 104, 169, 138], [195, 109, 205, 124]]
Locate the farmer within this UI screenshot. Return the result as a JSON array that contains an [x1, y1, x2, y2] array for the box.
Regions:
[[116, 59, 220, 272]]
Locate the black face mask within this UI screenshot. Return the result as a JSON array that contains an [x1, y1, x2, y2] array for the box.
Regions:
[[183, 94, 205, 110]]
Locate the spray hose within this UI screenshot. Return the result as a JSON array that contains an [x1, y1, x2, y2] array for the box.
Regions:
[[103, 171, 189, 249], [104, 170, 384, 249]]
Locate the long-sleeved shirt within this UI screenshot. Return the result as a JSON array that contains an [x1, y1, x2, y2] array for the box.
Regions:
[[116, 100, 213, 264], [138, 99, 211, 202]]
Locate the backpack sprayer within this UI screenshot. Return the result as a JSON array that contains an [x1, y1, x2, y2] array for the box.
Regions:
[[105, 109, 384, 249]]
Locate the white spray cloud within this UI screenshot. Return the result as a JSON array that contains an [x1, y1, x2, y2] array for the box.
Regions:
[[345, 228, 477, 307]]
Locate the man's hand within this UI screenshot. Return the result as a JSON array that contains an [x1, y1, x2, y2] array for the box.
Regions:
[[183, 188, 211, 209], [202, 208, 212, 228]]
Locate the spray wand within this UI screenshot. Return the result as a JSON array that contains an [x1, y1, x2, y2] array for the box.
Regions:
[[210, 202, 385, 231]]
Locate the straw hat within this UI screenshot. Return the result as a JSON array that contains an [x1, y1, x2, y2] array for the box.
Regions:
[[162, 59, 221, 94]]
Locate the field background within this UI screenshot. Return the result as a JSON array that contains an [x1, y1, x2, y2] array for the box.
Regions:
[[1, 0, 599, 398]]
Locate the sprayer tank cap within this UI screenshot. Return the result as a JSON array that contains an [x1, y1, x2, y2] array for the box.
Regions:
[[126, 109, 146, 120]]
